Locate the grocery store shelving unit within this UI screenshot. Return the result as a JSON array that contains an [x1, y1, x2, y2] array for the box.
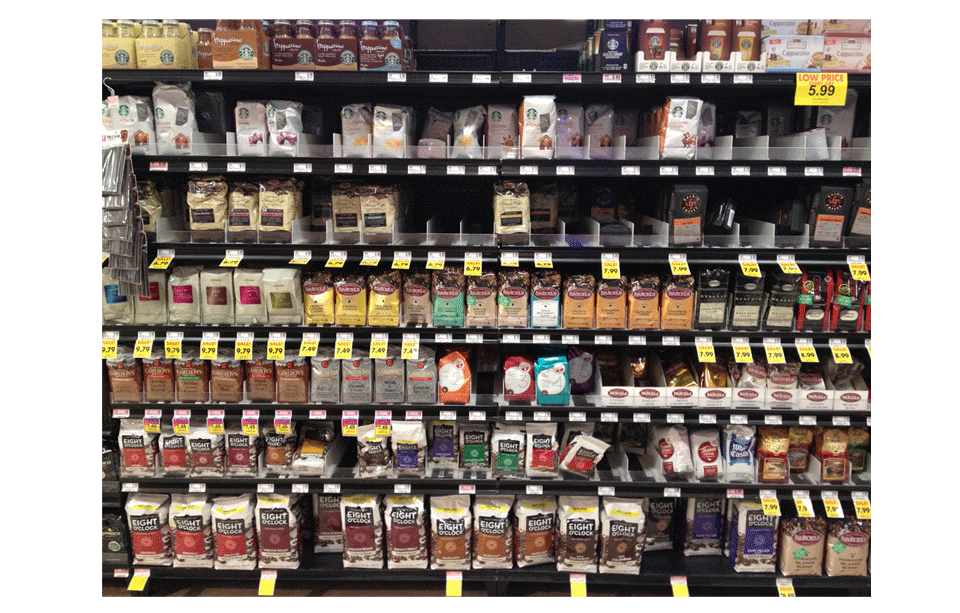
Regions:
[[103, 52, 870, 597]]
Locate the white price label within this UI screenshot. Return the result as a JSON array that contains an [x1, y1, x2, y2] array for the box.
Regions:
[[768, 166, 787, 177], [732, 166, 751, 176], [533, 335, 549, 344], [440, 411, 457, 421], [388, 73, 407, 82], [472, 74, 492, 84], [731, 414, 748, 425], [805, 166, 824, 177], [121, 483, 138, 492], [534, 412, 550, 422], [557, 166, 575, 176], [527, 485, 543, 495], [203, 71, 223, 80], [446, 165, 466, 175], [621, 166, 640, 176], [466, 334, 483, 344], [562, 335, 580, 345], [368, 164, 387, 174], [734, 74, 753, 84], [696, 166, 715, 176], [636, 74, 656, 83], [629, 336, 646, 346], [503, 334, 520, 344], [324, 484, 341, 494], [294, 71, 314, 81], [292, 164, 313, 175], [701, 74, 720, 84], [112, 409, 130, 419], [667, 414, 684, 423], [258, 483, 274, 493], [189, 483, 206, 493], [227, 162, 245, 172], [513, 73, 532, 83], [569, 412, 586, 422], [394, 484, 411, 494], [478, 166, 497, 175], [520, 166, 539, 175], [671, 74, 690, 83], [765, 415, 783, 425], [435, 333, 453, 344], [426, 252, 445, 269], [189, 162, 207, 172], [405, 411, 422, 421], [459, 484, 475, 494], [595, 335, 612, 345], [660, 166, 679, 176], [664, 487, 682, 497], [505, 411, 523, 422], [727, 489, 744, 498], [407, 165, 426, 175], [843, 167, 862, 177], [148, 161, 168, 171], [292, 483, 309, 494], [334, 164, 353, 174], [833, 416, 851, 427], [602, 73, 622, 84], [699, 414, 717, 424], [601, 413, 617, 423], [633, 413, 651, 423], [598, 487, 615, 496], [663, 336, 680, 346], [534, 252, 552, 268], [799, 416, 817, 426], [500, 252, 519, 267], [469, 411, 486, 422], [429, 73, 448, 83]]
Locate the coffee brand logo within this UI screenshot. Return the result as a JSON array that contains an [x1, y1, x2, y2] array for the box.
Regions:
[[160, 50, 175, 65], [680, 194, 702, 213], [341, 50, 356, 65], [598, 287, 625, 300], [115, 50, 130, 65], [737, 388, 758, 399], [671, 105, 684, 118], [672, 389, 693, 398], [238, 44, 255, 60], [526, 108, 538, 122], [298, 50, 313, 65], [823, 191, 846, 212]]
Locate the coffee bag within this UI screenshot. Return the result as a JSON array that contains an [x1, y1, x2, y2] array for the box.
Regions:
[[473, 495, 515, 569], [428, 421, 458, 468], [599, 497, 645, 574], [722, 425, 757, 482], [170, 494, 214, 568], [135, 270, 168, 324], [385, 495, 428, 569], [643, 498, 677, 551], [368, 270, 402, 326], [513, 496, 557, 567], [246, 351, 276, 403], [212, 495, 258, 570], [433, 267, 466, 327], [439, 348, 471, 404], [520, 96, 557, 159], [628, 275, 661, 329], [174, 350, 210, 403], [492, 424, 526, 479], [313, 494, 344, 553], [257, 494, 304, 568], [652, 425, 693, 477], [596, 276, 628, 329], [119, 419, 158, 478], [559, 434, 610, 477], [106, 347, 142, 403], [530, 270, 562, 328], [233, 268, 268, 325], [168, 266, 202, 324], [557, 496, 600, 573], [536, 354, 570, 405], [310, 348, 340, 403], [266, 100, 303, 156], [391, 421, 427, 475], [691, 428, 724, 480], [235, 101, 267, 156], [187, 428, 225, 477], [466, 271, 498, 327], [291, 421, 336, 476], [406, 346, 437, 404], [153, 83, 197, 155], [497, 270, 530, 327], [779, 516, 826, 576], [341, 495, 384, 568], [728, 500, 778, 572], [825, 516, 870, 577], [525, 422, 559, 478], [402, 270, 433, 325], [126, 493, 173, 566], [264, 427, 298, 475], [563, 274, 596, 329], [357, 423, 392, 475], [276, 356, 310, 404], [757, 427, 790, 484], [430, 495, 472, 569], [263, 268, 303, 324], [460, 423, 490, 469], [452, 105, 486, 159], [683, 498, 725, 556], [341, 349, 373, 404], [186, 176, 228, 231], [493, 181, 531, 235], [200, 269, 235, 324], [225, 427, 262, 477]]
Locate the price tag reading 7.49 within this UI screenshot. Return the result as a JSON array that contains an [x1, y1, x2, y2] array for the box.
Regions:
[[299, 333, 320, 357], [795, 73, 848, 106], [334, 334, 353, 360]]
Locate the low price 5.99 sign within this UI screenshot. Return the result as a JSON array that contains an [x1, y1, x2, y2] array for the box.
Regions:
[[795, 73, 848, 106]]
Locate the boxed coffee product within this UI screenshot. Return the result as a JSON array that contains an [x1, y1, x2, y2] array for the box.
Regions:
[[761, 20, 814, 36], [271, 34, 317, 70], [313, 28, 359, 71], [763, 36, 825, 72], [600, 29, 631, 71], [136, 22, 195, 69], [816, 20, 872, 35], [823, 37, 871, 72], [359, 31, 404, 71], [699, 19, 732, 61], [212, 26, 270, 70]]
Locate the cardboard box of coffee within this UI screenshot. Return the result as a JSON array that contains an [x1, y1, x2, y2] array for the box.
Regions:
[[136, 23, 196, 69], [271, 37, 317, 70], [317, 37, 359, 70], [762, 36, 824, 72], [822, 37, 871, 72], [103, 27, 139, 69], [360, 38, 404, 71], [761, 20, 814, 37], [213, 28, 271, 69], [810, 20, 871, 36], [600, 30, 631, 72]]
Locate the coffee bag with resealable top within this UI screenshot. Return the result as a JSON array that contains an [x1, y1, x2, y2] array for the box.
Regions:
[[497, 270, 530, 327], [513, 496, 557, 567], [492, 424, 525, 479], [460, 423, 490, 469], [683, 498, 725, 556], [429, 420, 458, 468], [465, 271, 498, 327], [392, 421, 426, 475], [313, 494, 344, 553], [334, 272, 368, 327], [256, 493, 304, 569], [385, 494, 428, 569], [262, 268, 302, 324], [642, 498, 677, 551], [556, 496, 600, 573], [168, 266, 201, 324], [303, 271, 335, 325], [357, 423, 392, 476], [439, 348, 471, 404], [233, 268, 268, 325], [406, 346, 437, 404], [595, 276, 628, 329], [628, 274, 661, 329], [170, 494, 214, 568], [368, 270, 402, 327], [127, 493, 174, 566], [433, 267, 466, 327], [473, 495, 515, 569], [563, 274, 596, 329], [431, 495, 472, 569], [402, 270, 432, 325], [599, 497, 645, 574], [212, 494, 257, 570], [530, 270, 562, 328], [660, 275, 696, 329], [341, 495, 384, 568]]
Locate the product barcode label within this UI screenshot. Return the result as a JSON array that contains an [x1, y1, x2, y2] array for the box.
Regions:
[[731, 166, 750, 176], [122, 483, 138, 492], [149, 162, 168, 171], [667, 414, 684, 423], [405, 411, 422, 421], [843, 167, 862, 177], [557, 166, 575, 176], [503, 334, 520, 344], [426, 252, 445, 270], [387, 73, 406, 82], [407, 165, 426, 174], [734, 74, 753, 84], [466, 334, 483, 344], [832, 416, 851, 427], [295, 72, 313, 81], [258, 483, 274, 493], [562, 73, 582, 83], [768, 166, 787, 177], [189, 483, 205, 493], [805, 166, 824, 177], [699, 414, 717, 424], [520, 166, 539, 175], [629, 336, 646, 346], [526, 485, 543, 495], [663, 336, 681, 346], [765, 415, 783, 425], [664, 488, 681, 497], [562, 335, 580, 345], [633, 413, 651, 423], [731, 414, 748, 425], [569, 412, 586, 422], [701, 74, 720, 84], [603, 73, 622, 84], [533, 335, 549, 344], [505, 411, 523, 422], [636, 74, 656, 83], [459, 484, 475, 494], [447, 165, 466, 175], [595, 335, 612, 345], [469, 411, 486, 422], [500, 252, 519, 267], [799, 415, 817, 426], [598, 487, 615, 496], [289, 250, 311, 265], [227, 163, 245, 173], [293, 163, 312, 173], [696, 166, 715, 176], [668, 253, 690, 275], [435, 333, 453, 343], [671, 74, 690, 84], [292, 483, 309, 493], [727, 489, 744, 498], [440, 410, 457, 421], [472, 74, 491, 84], [660, 166, 679, 176], [334, 164, 353, 174], [203, 71, 223, 80], [430, 73, 448, 83], [534, 412, 550, 422], [189, 162, 207, 172], [601, 413, 617, 423], [309, 410, 327, 420], [401, 334, 420, 360], [512, 73, 532, 83], [394, 483, 411, 494], [369, 164, 387, 174], [324, 484, 340, 494], [478, 166, 497, 175], [369, 333, 388, 360], [621, 166, 640, 176]]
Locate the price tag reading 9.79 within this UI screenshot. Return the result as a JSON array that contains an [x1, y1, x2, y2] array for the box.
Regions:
[[267, 336, 285, 361]]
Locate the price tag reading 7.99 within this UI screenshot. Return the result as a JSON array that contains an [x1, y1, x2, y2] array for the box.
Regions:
[[764, 341, 786, 365], [732, 340, 753, 364]]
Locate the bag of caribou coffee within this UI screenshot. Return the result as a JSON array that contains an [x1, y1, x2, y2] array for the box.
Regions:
[[599, 497, 645, 574], [430, 495, 472, 570], [557, 496, 600, 573], [341, 495, 384, 568], [473, 495, 515, 569], [513, 496, 557, 568], [313, 494, 344, 553], [384, 495, 429, 569], [257, 494, 304, 569], [212, 495, 258, 570], [126, 493, 173, 566], [683, 498, 725, 556], [169, 494, 214, 568]]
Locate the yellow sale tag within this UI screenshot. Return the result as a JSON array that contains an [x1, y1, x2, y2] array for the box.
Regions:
[[102, 254, 109, 264], [570, 577, 586, 598], [334, 340, 353, 360], [369, 340, 388, 360], [849, 262, 870, 282], [762, 497, 781, 516], [360, 253, 381, 267], [143, 419, 161, 434], [854, 499, 871, 520], [778, 585, 796, 597], [235, 340, 253, 361], [740, 261, 761, 277], [764, 344, 785, 364], [733, 345, 753, 364], [165, 339, 182, 360], [267, 341, 285, 361], [288, 255, 311, 265], [375, 421, 391, 437], [795, 72, 848, 106], [326, 254, 346, 268], [464, 260, 482, 276], [341, 419, 358, 437], [831, 346, 853, 364], [128, 575, 148, 592], [671, 584, 689, 597], [219, 256, 242, 267], [133, 338, 154, 359], [207, 418, 224, 435], [299, 339, 319, 357], [795, 498, 814, 518], [866, 341, 871, 359], [102, 338, 118, 359], [149, 256, 173, 269], [446, 573, 462, 597], [426, 253, 445, 270], [696, 343, 716, 363], [797, 345, 819, 363], [392, 252, 412, 270], [778, 260, 802, 275], [535, 253, 553, 268], [402, 340, 419, 360], [200, 340, 218, 360], [275, 420, 291, 435], [258, 575, 276, 596], [174, 421, 190, 435], [242, 421, 258, 437], [670, 261, 690, 276], [824, 499, 843, 518], [602, 261, 620, 280]]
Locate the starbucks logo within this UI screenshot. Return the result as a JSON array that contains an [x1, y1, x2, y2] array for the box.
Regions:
[[160, 50, 175, 65], [238, 44, 255, 61], [747, 62, 757, 70], [649, 61, 659, 70], [340, 50, 355, 65], [155, 108, 165, 120], [650, 36, 661, 46], [384, 52, 401, 67], [342, 108, 354, 119], [297, 50, 313, 65], [586, 110, 598, 123], [526, 108, 538, 121], [376, 110, 387, 121], [267, 107, 276, 118], [671, 105, 684, 118], [741, 40, 752, 51], [714, 62, 723, 70], [114, 50, 130, 66], [607, 38, 618, 50], [118, 105, 130, 117], [711, 39, 722, 49], [682, 62, 691, 70], [238, 108, 249, 120], [821, 114, 833, 126], [492, 110, 502, 121]]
